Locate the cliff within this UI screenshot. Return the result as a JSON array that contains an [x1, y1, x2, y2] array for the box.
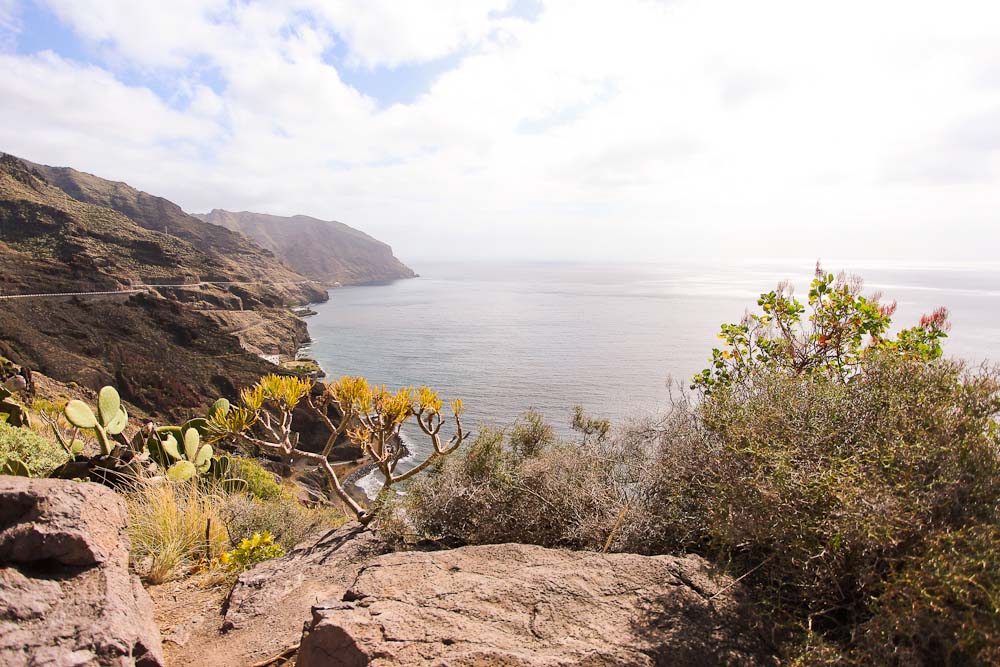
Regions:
[[24, 160, 323, 306], [195, 209, 416, 286], [0, 153, 317, 418]]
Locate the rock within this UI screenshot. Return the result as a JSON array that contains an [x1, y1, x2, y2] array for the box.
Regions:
[[0, 477, 164, 667], [298, 543, 774, 667], [221, 522, 385, 633], [3, 375, 27, 393], [155, 524, 386, 667]]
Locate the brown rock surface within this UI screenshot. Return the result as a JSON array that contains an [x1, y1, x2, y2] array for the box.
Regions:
[[0, 153, 319, 419], [298, 544, 774, 667], [155, 523, 385, 667], [0, 477, 164, 667]]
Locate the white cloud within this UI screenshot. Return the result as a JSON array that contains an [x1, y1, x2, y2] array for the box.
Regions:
[[3, 0, 1000, 262], [0, 0, 19, 52], [303, 0, 511, 68]]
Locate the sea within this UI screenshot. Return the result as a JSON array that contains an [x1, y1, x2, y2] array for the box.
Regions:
[[302, 260, 1000, 492]]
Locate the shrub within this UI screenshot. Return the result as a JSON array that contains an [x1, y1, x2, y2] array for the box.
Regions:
[[610, 402, 717, 555], [692, 354, 1000, 638], [692, 264, 950, 392], [851, 523, 1000, 666], [218, 492, 345, 551], [508, 409, 555, 458], [216, 531, 285, 572], [124, 479, 229, 584], [407, 419, 625, 549], [230, 456, 285, 500], [0, 421, 69, 476]]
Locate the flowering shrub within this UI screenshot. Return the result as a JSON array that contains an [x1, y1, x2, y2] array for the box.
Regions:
[[216, 531, 285, 572], [692, 263, 951, 392]]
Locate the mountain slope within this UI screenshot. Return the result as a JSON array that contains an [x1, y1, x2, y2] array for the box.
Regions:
[[196, 209, 415, 286], [0, 154, 314, 418], [26, 160, 323, 305]]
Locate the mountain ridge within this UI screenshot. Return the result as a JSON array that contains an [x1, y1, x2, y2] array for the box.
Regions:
[[195, 209, 416, 286], [0, 153, 316, 418]]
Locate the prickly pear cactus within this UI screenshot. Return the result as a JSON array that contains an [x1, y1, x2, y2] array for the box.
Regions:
[[206, 454, 249, 493], [148, 427, 213, 482], [64, 386, 129, 455]]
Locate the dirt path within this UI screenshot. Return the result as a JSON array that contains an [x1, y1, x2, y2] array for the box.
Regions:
[[149, 574, 302, 667]]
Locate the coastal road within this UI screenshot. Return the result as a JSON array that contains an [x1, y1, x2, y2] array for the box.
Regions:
[[0, 280, 317, 301]]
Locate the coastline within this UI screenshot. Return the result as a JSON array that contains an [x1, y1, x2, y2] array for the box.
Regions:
[[295, 281, 414, 504]]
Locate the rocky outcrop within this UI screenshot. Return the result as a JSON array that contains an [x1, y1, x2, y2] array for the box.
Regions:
[[196, 209, 416, 286], [155, 524, 386, 667], [222, 523, 385, 633], [0, 477, 164, 667], [297, 543, 773, 666], [209, 524, 772, 667]]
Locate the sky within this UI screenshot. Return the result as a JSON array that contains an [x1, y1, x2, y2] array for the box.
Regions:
[[1, 0, 999, 263]]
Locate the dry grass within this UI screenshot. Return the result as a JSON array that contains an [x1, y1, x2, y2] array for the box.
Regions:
[[124, 478, 229, 584], [217, 492, 346, 550]]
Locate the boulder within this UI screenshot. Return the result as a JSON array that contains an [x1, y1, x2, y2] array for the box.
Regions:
[[221, 522, 384, 633], [298, 543, 774, 666], [155, 523, 386, 667], [0, 477, 164, 667]]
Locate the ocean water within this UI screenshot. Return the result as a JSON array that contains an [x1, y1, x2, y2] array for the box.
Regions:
[[304, 260, 1000, 446]]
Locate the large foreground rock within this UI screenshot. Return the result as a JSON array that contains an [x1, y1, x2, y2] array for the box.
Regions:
[[298, 543, 774, 666], [0, 477, 164, 667], [154, 523, 387, 667]]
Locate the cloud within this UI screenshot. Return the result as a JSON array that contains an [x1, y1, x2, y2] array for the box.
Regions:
[[2, 0, 1000, 262], [305, 0, 511, 68], [885, 107, 1000, 185], [0, 0, 19, 52]]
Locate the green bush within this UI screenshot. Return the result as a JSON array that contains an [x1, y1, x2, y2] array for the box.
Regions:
[[216, 531, 285, 572], [0, 421, 69, 476], [230, 456, 285, 500], [407, 419, 624, 550], [692, 354, 1000, 641], [218, 492, 345, 551], [849, 523, 1000, 666]]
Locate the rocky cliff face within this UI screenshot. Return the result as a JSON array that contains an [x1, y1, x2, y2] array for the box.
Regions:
[[196, 209, 416, 286], [24, 160, 324, 306], [0, 154, 316, 418]]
